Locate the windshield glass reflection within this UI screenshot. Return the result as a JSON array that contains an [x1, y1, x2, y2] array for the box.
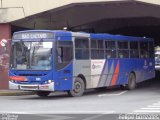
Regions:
[[10, 41, 53, 70]]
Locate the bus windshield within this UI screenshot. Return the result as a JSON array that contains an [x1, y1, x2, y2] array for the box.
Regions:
[[10, 41, 53, 70]]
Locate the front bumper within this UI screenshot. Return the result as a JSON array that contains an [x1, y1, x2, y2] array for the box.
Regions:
[[9, 81, 54, 91]]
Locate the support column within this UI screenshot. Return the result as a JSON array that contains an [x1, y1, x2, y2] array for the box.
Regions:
[[0, 23, 11, 89]]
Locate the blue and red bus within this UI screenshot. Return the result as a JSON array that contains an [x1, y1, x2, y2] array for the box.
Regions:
[[9, 30, 155, 97]]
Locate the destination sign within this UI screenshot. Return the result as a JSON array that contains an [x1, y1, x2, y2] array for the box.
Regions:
[[13, 32, 54, 39]]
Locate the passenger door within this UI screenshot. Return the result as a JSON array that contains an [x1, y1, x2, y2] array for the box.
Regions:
[[55, 41, 73, 90]]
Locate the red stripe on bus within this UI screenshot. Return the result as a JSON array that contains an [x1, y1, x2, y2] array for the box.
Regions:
[[111, 60, 120, 86]]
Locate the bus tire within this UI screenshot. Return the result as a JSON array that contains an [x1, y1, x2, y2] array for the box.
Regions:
[[36, 91, 51, 97], [127, 73, 136, 90], [68, 77, 85, 97]]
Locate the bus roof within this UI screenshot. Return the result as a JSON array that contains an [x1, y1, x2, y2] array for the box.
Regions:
[[14, 30, 153, 41], [91, 33, 153, 41]]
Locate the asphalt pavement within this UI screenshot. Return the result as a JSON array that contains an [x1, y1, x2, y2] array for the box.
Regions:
[[0, 90, 34, 96], [0, 74, 160, 120]]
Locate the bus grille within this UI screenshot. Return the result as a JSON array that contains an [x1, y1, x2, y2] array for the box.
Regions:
[[18, 74, 46, 76], [21, 85, 38, 89]]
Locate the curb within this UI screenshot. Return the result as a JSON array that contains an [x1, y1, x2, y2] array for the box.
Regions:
[[0, 91, 35, 96]]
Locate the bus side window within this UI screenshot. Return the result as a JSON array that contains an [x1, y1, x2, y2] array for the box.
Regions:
[[75, 38, 89, 60], [118, 41, 129, 58], [119, 50, 123, 58], [140, 42, 148, 58], [148, 41, 154, 58], [91, 40, 104, 59], [130, 41, 139, 58], [56, 41, 73, 70], [105, 41, 116, 59]]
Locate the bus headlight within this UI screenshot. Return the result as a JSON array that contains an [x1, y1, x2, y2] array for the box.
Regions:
[[45, 80, 54, 84], [48, 80, 53, 84]]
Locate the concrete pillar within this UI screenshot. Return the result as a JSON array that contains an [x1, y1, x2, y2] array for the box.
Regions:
[[0, 24, 11, 89]]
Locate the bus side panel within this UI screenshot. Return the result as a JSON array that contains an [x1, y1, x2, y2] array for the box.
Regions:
[[91, 60, 106, 88], [116, 58, 155, 85], [91, 59, 119, 88], [73, 60, 92, 89], [140, 58, 155, 81], [116, 59, 139, 85], [54, 32, 73, 91], [56, 63, 73, 91], [103, 59, 122, 87], [75, 58, 155, 88]]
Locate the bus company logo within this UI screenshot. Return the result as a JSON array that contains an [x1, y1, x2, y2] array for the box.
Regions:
[[92, 64, 101, 69], [144, 60, 147, 66], [92, 64, 95, 69], [143, 60, 148, 69], [35, 78, 41, 81]]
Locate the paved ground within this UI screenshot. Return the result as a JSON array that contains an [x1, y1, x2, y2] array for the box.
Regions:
[[0, 77, 160, 120], [0, 90, 34, 96]]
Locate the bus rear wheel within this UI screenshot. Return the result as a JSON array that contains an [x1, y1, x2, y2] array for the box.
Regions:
[[36, 91, 51, 97], [68, 77, 85, 97], [127, 73, 136, 90]]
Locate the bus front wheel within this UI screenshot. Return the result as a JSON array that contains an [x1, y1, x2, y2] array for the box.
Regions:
[[68, 77, 85, 97], [36, 91, 51, 97], [127, 73, 136, 90]]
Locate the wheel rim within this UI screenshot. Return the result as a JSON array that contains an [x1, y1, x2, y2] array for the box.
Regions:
[[73, 81, 82, 93]]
